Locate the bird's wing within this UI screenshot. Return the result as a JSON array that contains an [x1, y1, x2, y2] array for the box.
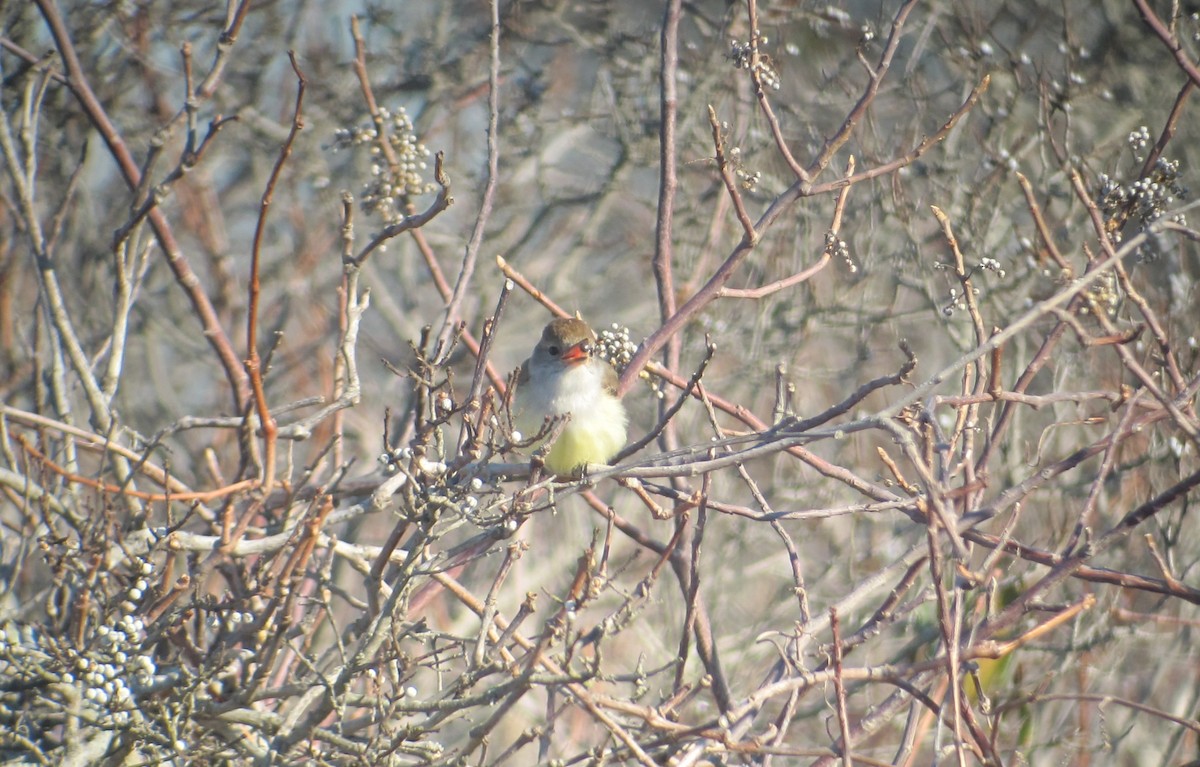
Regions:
[[601, 361, 619, 397]]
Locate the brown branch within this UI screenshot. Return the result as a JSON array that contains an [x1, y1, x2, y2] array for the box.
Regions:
[[110, 115, 238, 250], [495, 254, 569, 317], [707, 105, 758, 244], [806, 75, 991, 196], [1141, 79, 1193, 178], [244, 51, 306, 493], [829, 609, 853, 767], [430, 570, 661, 766], [931, 205, 987, 347], [808, 0, 919, 176], [1132, 0, 1200, 89], [16, 434, 256, 503], [744, 0, 809, 183], [434, 0, 503, 358], [655, 0, 683, 373], [998, 691, 1200, 736], [613, 337, 715, 463], [32, 0, 250, 410], [1067, 170, 1199, 440], [1014, 171, 1071, 270], [352, 152, 453, 266], [0, 38, 67, 83], [618, 75, 988, 397], [719, 156, 854, 300]]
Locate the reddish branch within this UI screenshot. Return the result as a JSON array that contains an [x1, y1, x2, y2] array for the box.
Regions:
[[654, 0, 683, 374], [244, 52, 307, 494], [32, 0, 251, 410], [1132, 0, 1200, 89], [16, 434, 257, 503], [618, 12, 988, 397], [347, 18, 512, 397], [433, 0, 503, 357]]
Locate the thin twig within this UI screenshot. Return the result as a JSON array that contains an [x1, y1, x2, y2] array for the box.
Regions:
[[434, 0, 503, 358], [244, 51, 307, 493], [655, 0, 682, 368], [829, 609, 853, 767], [33, 0, 250, 409]]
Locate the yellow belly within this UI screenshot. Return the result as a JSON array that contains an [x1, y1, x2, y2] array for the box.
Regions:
[[544, 415, 627, 474]]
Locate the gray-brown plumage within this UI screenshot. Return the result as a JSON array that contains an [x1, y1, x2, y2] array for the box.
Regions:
[[514, 318, 626, 474]]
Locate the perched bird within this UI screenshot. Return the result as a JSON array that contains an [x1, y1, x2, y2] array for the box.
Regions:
[[514, 317, 627, 475]]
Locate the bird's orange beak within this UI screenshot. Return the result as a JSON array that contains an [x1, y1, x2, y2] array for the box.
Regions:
[[560, 341, 590, 364]]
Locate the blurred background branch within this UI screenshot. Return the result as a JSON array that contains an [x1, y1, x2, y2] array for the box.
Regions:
[[2, 0, 1199, 765]]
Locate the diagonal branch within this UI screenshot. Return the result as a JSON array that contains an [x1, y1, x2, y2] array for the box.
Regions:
[[32, 0, 250, 411]]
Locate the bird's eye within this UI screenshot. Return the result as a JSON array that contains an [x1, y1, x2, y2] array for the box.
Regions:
[[547, 345, 561, 356]]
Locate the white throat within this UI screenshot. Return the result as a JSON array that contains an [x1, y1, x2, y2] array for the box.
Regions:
[[515, 358, 627, 473]]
